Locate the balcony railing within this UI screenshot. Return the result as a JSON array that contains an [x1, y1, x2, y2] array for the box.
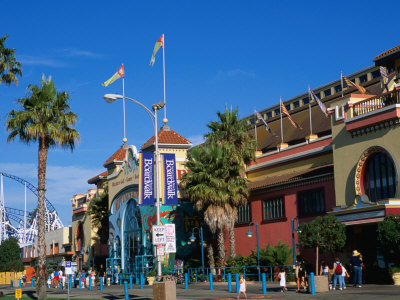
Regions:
[[353, 89, 400, 117]]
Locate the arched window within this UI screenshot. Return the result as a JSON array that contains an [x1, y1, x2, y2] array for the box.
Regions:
[[363, 151, 396, 202]]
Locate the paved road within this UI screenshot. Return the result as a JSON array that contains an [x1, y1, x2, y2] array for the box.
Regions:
[[1, 282, 400, 299]]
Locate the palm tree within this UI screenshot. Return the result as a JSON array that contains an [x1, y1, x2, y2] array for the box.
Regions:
[[0, 35, 22, 86], [181, 145, 230, 269], [87, 185, 109, 244], [6, 76, 79, 300], [206, 107, 256, 258]]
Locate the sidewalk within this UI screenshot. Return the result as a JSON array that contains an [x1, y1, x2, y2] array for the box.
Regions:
[[1, 282, 400, 299]]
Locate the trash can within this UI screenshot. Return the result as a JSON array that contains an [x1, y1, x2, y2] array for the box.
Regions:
[[153, 281, 176, 300]]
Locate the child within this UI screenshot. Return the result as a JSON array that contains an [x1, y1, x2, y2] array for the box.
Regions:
[[279, 268, 287, 292], [341, 265, 350, 289], [47, 276, 51, 288], [237, 274, 247, 299]]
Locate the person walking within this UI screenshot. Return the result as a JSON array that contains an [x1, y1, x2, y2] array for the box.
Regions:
[[350, 250, 363, 287], [332, 258, 343, 290], [237, 274, 247, 299], [320, 260, 332, 290], [295, 257, 307, 292], [279, 268, 287, 292]]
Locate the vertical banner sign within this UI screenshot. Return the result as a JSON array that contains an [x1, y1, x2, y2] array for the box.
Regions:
[[161, 153, 178, 205], [139, 152, 155, 205]]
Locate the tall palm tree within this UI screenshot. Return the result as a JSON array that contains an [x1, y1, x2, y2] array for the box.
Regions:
[[6, 76, 79, 300], [0, 35, 22, 86], [206, 107, 256, 258], [181, 145, 230, 269], [87, 184, 109, 244]]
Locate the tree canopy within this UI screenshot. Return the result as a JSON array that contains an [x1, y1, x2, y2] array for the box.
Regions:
[[377, 214, 400, 265], [0, 35, 22, 86], [0, 238, 24, 272]]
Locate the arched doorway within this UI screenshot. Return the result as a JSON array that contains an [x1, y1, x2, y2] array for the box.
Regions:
[[122, 199, 142, 273]]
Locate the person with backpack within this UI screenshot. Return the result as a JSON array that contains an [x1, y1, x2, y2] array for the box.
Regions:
[[332, 258, 343, 290]]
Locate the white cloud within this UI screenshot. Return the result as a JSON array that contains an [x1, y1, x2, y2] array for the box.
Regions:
[[60, 48, 101, 58], [188, 134, 205, 147], [1, 163, 104, 225], [18, 55, 66, 67]]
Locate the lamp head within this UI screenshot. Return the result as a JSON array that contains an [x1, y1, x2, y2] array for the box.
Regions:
[[104, 94, 123, 103], [152, 102, 165, 111], [189, 233, 196, 243], [246, 229, 253, 238]]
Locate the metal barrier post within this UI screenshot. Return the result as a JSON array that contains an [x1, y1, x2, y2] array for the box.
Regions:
[[89, 276, 92, 290], [209, 273, 213, 290], [228, 273, 232, 292], [236, 274, 240, 293], [31, 278, 34, 287], [100, 277, 103, 290], [10, 280, 13, 288], [310, 272, 315, 295], [79, 277, 82, 290], [124, 281, 129, 300], [270, 267, 273, 282], [262, 273, 267, 294], [185, 273, 188, 289], [19, 279, 21, 288], [140, 273, 144, 289], [129, 274, 132, 289]]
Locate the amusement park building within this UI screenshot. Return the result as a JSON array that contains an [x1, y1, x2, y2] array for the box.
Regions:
[[80, 125, 201, 274], [231, 44, 400, 282]]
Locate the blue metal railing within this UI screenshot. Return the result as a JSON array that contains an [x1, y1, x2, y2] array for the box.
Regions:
[[187, 265, 295, 282]]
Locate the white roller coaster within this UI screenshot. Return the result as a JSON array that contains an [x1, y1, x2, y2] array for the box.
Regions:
[[0, 172, 64, 246]]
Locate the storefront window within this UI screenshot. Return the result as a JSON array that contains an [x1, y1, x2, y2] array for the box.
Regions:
[[364, 152, 396, 202], [298, 188, 325, 216]]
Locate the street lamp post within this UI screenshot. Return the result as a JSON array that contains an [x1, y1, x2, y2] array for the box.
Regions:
[[104, 93, 165, 279], [189, 227, 205, 282], [291, 217, 300, 266], [246, 222, 260, 281]]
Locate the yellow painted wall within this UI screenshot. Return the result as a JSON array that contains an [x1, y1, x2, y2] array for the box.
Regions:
[[330, 105, 400, 207], [0, 272, 24, 285]]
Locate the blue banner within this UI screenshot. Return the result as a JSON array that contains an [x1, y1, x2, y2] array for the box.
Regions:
[[139, 152, 155, 205], [162, 153, 178, 205]]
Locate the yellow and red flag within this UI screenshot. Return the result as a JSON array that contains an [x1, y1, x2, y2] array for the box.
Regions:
[[342, 75, 366, 94], [280, 100, 302, 129], [149, 34, 164, 66], [101, 65, 124, 87]]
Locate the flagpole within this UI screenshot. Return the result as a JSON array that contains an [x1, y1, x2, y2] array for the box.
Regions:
[[162, 34, 167, 121], [308, 85, 312, 135], [254, 109, 258, 148], [341, 71, 344, 98], [280, 97, 283, 144], [122, 69, 127, 143]]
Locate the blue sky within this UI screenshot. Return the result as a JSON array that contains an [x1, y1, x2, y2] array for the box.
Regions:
[[1, 0, 399, 225]]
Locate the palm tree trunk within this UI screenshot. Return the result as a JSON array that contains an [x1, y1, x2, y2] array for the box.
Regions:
[[217, 229, 226, 267], [207, 243, 216, 275], [229, 222, 236, 258], [36, 137, 47, 300], [316, 245, 319, 275]]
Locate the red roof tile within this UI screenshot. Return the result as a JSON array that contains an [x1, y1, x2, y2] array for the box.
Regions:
[[103, 147, 127, 166], [87, 170, 108, 184], [374, 45, 400, 60], [141, 126, 191, 150]]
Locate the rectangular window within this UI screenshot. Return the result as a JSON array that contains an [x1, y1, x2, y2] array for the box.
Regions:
[[298, 189, 325, 216], [334, 85, 342, 93], [237, 203, 251, 224], [266, 112, 272, 119], [315, 92, 321, 99], [285, 104, 291, 111], [359, 74, 368, 83], [303, 97, 309, 105], [274, 108, 280, 116], [263, 197, 285, 220], [371, 70, 380, 79], [249, 117, 255, 125], [293, 101, 300, 108], [324, 88, 331, 97]]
